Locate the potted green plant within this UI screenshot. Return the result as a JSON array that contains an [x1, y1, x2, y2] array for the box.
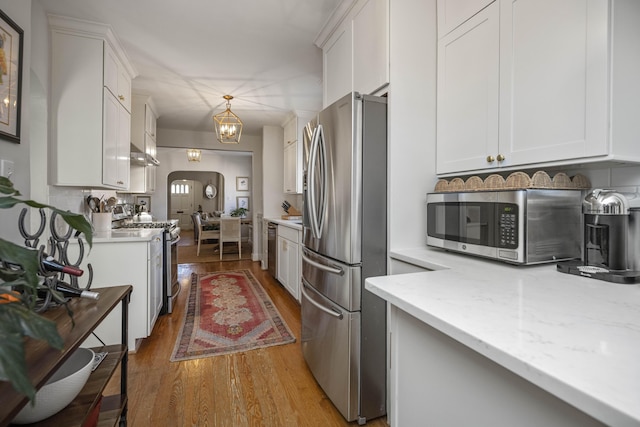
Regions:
[[0, 177, 93, 402], [230, 207, 248, 218]]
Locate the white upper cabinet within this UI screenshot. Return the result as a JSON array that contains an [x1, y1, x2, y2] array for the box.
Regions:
[[437, 2, 500, 174], [436, 0, 640, 176], [104, 44, 132, 113], [128, 94, 157, 193], [498, 0, 609, 167], [437, 0, 495, 38], [49, 15, 137, 189], [320, 0, 389, 107], [324, 26, 352, 108], [283, 114, 311, 194]]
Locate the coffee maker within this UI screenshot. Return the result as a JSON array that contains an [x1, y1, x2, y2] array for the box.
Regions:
[[558, 189, 640, 284]]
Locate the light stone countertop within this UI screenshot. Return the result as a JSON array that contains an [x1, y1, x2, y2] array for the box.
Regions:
[[89, 228, 164, 243], [264, 217, 303, 230], [365, 247, 640, 427]]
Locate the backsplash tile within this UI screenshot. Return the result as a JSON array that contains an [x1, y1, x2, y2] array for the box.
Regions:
[[567, 165, 640, 193]]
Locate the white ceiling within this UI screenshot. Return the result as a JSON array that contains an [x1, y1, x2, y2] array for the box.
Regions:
[[37, 0, 342, 136]]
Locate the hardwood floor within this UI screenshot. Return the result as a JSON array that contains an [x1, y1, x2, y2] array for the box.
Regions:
[[107, 239, 389, 426]]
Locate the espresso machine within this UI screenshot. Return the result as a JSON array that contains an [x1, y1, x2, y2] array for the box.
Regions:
[[558, 189, 640, 283]]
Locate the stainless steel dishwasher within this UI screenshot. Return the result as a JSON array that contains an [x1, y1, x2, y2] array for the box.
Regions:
[[267, 222, 278, 278]]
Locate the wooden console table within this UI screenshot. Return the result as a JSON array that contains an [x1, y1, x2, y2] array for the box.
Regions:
[[0, 285, 132, 427]]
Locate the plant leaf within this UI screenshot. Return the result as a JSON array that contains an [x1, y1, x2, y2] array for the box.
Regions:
[[0, 329, 35, 401], [1, 303, 63, 348], [0, 176, 20, 196], [0, 241, 41, 297]]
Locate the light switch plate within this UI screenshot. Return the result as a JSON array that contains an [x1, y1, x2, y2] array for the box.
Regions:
[[0, 159, 14, 178]]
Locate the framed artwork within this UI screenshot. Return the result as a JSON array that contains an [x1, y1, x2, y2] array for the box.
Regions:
[[236, 196, 250, 210], [0, 9, 23, 143], [135, 195, 151, 212], [236, 176, 249, 191]]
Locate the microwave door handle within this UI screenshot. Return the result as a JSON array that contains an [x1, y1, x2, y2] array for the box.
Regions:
[[301, 280, 344, 319], [302, 250, 343, 275]]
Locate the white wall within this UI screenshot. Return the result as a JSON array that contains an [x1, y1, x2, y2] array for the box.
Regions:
[[388, 0, 438, 250], [0, 0, 31, 243], [262, 125, 285, 218]]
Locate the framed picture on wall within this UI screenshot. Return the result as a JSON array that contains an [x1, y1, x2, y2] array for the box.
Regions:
[[0, 9, 24, 143], [236, 176, 249, 191], [236, 196, 250, 210]]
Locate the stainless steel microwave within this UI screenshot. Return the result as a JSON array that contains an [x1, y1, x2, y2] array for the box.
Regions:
[[426, 189, 583, 265]]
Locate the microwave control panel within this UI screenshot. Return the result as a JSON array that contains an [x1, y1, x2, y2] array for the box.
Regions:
[[497, 204, 518, 249]]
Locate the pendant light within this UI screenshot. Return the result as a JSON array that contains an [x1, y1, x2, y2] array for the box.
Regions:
[[186, 149, 201, 162], [213, 95, 243, 144]]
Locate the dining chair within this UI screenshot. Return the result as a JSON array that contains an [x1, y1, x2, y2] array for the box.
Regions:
[[219, 217, 242, 260], [195, 213, 220, 256]]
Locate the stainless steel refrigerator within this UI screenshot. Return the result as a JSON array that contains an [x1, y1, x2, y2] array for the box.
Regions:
[[301, 92, 387, 424]]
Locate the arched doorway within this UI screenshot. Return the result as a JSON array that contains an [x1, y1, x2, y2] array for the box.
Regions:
[[168, 171, 225, 229]]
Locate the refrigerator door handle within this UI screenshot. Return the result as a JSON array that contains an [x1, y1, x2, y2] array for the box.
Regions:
[[302, 250, 344, 276], [301, 280, 344, 319], [308, 125, 320, 238], [316, 124, 328, 237]]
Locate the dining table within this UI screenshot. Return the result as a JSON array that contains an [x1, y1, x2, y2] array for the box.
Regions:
[[202, 217, 252, 226]]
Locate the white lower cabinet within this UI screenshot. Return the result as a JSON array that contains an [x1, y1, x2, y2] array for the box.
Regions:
[[389, 306, 603, 426], [276, 225, 301, 301], [77, 234, 163, 351]]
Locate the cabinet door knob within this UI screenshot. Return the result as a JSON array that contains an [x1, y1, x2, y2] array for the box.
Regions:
[[486, 155, 495, 163], [118, 95, 125, 101], [496, 154, 505, 162]]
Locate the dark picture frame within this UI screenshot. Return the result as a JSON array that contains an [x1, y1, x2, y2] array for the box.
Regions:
[[0, 9, 22, 143]]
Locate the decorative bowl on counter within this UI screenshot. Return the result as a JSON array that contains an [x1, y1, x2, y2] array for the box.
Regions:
[[12, 347, 95, 424]]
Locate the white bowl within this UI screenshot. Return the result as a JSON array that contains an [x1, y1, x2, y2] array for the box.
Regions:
[[13, 347, 95, 424]]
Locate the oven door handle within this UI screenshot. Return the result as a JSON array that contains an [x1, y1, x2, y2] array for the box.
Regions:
[[301, 250, 343, 276], [301, 280, 343, 320]]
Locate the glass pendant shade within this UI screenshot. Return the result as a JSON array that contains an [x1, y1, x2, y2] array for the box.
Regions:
[[213, 95, 243, 144], [186, 149, 201, 162]]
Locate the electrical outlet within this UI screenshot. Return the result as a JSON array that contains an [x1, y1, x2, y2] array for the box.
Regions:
[[0, 159, 14, 178]]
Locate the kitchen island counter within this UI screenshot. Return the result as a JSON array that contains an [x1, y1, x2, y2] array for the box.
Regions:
[[366, 247, 640, 426]]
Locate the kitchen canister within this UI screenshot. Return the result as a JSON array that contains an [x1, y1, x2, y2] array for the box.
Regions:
[[92, 212, 112, 232]]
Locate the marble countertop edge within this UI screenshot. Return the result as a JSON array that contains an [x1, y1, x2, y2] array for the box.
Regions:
[[365, 247, 640, 426]]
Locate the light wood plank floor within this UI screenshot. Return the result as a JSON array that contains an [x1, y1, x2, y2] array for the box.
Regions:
[[106, 237, 389, 426]]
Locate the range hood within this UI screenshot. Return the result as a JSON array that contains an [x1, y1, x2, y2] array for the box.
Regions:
[[130, 148, 160, 167]]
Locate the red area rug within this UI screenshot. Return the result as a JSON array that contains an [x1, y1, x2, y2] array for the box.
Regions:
[[171, 270, 296, 361]]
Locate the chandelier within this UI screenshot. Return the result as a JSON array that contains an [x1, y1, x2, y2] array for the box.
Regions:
[[213, 95, 243, 144], [186, 149, 201, 162]]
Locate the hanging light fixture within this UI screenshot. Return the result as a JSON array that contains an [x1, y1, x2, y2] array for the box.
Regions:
[[186, 148, 201, 162], [213, 95, 243, 144]]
